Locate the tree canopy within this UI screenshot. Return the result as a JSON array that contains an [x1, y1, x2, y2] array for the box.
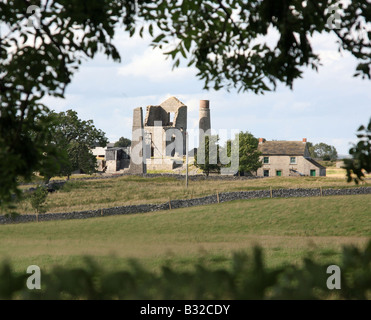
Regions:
[[114, 137, 131, 148], [227, 131, 262, 175], [138, 0, 370, 92], [1, 0, 370, 204], [307, 142, 338, 160], [40, 110, 108, 180]]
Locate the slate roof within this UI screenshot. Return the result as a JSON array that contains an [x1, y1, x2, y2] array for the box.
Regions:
[[304, 157, 326, 169], [258, 141, 307, 156]]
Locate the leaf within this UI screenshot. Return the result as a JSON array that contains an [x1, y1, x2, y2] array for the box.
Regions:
[[358, 125, 365, 131], [172, 58, 180, 70], [152, 34, 166, 43], [184, 38, 192, 52]]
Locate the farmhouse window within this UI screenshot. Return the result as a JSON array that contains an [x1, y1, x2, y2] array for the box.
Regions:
[[263, 157, 269, 164], [290, 157, 296, 164]]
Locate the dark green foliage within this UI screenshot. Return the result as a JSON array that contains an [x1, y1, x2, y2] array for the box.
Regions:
[[1, 241, 370, 300], [0, 0, 133, 203], [0, 106, 60, 202], [344, 118, 371, 184], [40, 110, 108, 179], [114, 137, 131, 148], [226, 131, 262, 175], [137, 0, 371, 92]]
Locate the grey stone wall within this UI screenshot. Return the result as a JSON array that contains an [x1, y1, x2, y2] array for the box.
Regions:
[[2, 187, 370, 225]]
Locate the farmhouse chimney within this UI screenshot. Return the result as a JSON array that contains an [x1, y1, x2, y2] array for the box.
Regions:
[[302, 138, 307, 143], [259, 138, 264, 144]]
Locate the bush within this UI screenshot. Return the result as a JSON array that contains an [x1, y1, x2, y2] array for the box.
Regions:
[[29, 186, 48, 220], [1, 240, 370, 300]]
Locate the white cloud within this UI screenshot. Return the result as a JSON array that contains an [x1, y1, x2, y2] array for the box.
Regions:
[[118, 47, 195, 82]]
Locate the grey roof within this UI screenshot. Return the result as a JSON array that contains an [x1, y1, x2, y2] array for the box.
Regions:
[[304, 157, 326, 169], [258, 141, 307, 155]]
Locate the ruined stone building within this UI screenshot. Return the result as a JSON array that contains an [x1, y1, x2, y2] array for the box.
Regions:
[[94, 97, 213, 174], [140, 96, 188, 171], [126, 97, 214, 173], [257, 138, 326, 177]]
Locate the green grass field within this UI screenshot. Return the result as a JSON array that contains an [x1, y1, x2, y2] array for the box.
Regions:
[[1, 193, 370, 274]]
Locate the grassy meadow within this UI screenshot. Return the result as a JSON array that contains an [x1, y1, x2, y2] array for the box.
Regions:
[[1, 192, 370, 274], [13, 168, 370, 214]]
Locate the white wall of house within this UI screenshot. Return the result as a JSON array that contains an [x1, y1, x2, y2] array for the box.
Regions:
[[257, 155, 326, 177], [91, 146, 107, 157]]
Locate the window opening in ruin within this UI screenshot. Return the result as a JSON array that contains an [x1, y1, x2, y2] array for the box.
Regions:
[[169, 112, 174, 125]]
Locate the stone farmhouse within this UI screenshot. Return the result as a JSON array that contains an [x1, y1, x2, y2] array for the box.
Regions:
[[256, 138, 326, 177]]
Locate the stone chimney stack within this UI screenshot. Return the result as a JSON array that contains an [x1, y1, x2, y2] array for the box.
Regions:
[[199, 100, 211, 148], [303, 138, 307, 143], [259, 138, 264, 144]]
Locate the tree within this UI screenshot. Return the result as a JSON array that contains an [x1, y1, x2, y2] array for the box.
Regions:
[[114, 137, 131, 148], [307, 142, 316, 158], [29, 185, 48, 222], [0, 0, 133, 204], [310, 142, 338, 160], [1, 1, 370, 203], [40, 110, 108, 180], [195, 135, 221, 176], [344, 118, 371, 184], [226, 131, 262, 175], [139, 0, 370, 92]]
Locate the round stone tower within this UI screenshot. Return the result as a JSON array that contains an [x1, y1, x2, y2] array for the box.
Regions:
[[199, 100, 211, 148]]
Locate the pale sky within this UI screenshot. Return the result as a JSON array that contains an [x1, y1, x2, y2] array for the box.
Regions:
[[42, 29, 371, 156]]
